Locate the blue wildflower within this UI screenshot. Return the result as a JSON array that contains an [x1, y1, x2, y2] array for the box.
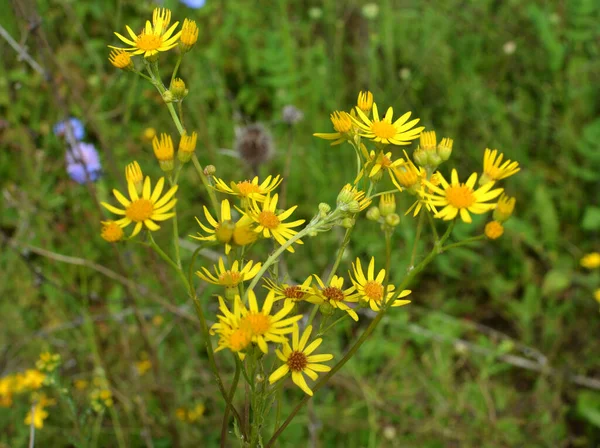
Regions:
[[66, 143, 102, 184], [180, 0, 206, 8], [54, 118, 85, 141]]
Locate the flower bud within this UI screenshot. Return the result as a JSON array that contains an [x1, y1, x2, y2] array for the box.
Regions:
[[125, 161, 144, 195], [379, 193, 396, 217], [225, 286, 238, 301], [493, 194, 515, 222], [170, 78, 188, 100], [337, 185, 356, 206], [384, 213, 400, 227], [178, 131, 197, 163], [152, 133, 174, 172], [204, 165, 216, 176], [346, 200, 361, 214], [180, 19, 199, 52], [437, 137, 453, 161], [413, 148, 428, 167], [101, 221, 124, 242], [142, 127, 156, 142], [162, 90, 175, 103], [427, 151, 442, 167], [108, 49, 133, 71], [318, 202, 331, 217], [485, 221, 504, 240], [357, 90, 374, 114], [340, 217, 355, 228], [366, 207, 381, 221]]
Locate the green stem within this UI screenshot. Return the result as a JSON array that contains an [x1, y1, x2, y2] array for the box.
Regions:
[[317, 314, 349, 337], [367, 189, 398, 200], [171, 54, 183, 85], [191, 154, 221, 218], [425, 209, 439, 244], [442, 235, 485, 251], [220, 354, 241, 448], [410, 212, 424, 267]]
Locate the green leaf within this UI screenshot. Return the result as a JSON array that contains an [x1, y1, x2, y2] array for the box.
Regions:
[[582, 206, 600, 231], [541, 269, 572, 296], [577, 391, 600, 428]]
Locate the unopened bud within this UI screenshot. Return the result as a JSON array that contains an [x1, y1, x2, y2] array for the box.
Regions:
[[170, 78, 188, 100], [319, 302, 335, 316], [413, 148, 428, 167], [427, 151, 442, 167], [225, 286, 238, 301], [437, 137, 453, 161], [366, 207, 381, 221], [204, 165, 216, 176], [340, 217, 355, 228], [162, 90, 175, 103], [379, 194, 396, 217], [346, 200, 361, 214], [318, 202, 331, 217], [385, 213, 400, 227]]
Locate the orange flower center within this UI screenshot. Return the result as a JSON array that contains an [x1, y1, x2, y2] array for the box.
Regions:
[[287, 351, 308, 371], [322, 287, 344, 302], [242, 313, 270, 336], [101, 222, 124, 242], [136, 33, 163, 51], [371, 121, 397, 140], [236, 181, 261, 197], [364, 281, 383, 302], [218, 271, 242, 286], [445, 185, 475, 209], [229, 329, 252, 352], [258, 211, 280, 229], [283, 286, 305, 300], [126, 199, 154, 222]]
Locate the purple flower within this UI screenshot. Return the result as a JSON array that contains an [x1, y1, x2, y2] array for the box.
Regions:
[[180, 0, 206, 8], [66, 143, 102, 184], [54, 118, 85, 141]]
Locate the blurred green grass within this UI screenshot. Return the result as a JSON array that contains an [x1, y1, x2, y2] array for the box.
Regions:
[[1, 0, 600, 446]]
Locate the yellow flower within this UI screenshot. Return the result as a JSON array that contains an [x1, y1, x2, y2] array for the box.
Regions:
[[239, 290, 303, 354], [263, 277, 321, 307], [352, 103, 424, 145], [350, 257, 411, 311], [153, 133, 174, 171], [178, 131, 197, 162], [391, 152, 422, 191], [110, 7, 181, 59], [357, 91, 374, 114], [425, 169, 503, 223], [36, 352, 61, 373], [176, 408, 187, 421], [180, 19, 199, 52], [101, 176, 178, 237], [313, 111, 354, 146], [192, 200, 257, 254], [196, 257, 262, 290], [0, 376, 15, 407], [74, 379, 89, 391], [15, 370, 46, 393], [213, 175, 282, 204], [337, 184, 371, 213], [594, 289, 600, 304], [481, 148, 520, 184], [312, 275, 359, 321], [108, 49, 133, 70], [211, 297, 253, 357], [485, 221, 504, 240], [152, 315, 164, 326], [142, 127, 156, 141], [246, 194, 305, 253], [378, 193, 396, 217], [493, 194, 516, 222], [187, 403, 205, 422], [125, 161, 143, 195], [360, 150, 404, 182], [135, 360, 152, 376], [100, 221, 125, 242], [25, 404, 49, 429], [581, 252, 600, 269], [268, 324, 333, 396]]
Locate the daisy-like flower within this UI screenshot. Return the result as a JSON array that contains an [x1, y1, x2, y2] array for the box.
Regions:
[[110, 7, 181, 59], [101, 176, 178, 237], [210, 297, 253, 357], [313, 111, 354, 146], [425, 169, 504, 223], [213, 175, 282, 204], [352, 103, 424, 145], [196, 257, 262, 289], [100, 221, 124, 243], [485, 221, 504, 240], [350, 257, 412, 311], [108, 49, 133, 70], [391, 151, 422, 192], [191, 200, 257, 254], [311, 275, 359, 321], [238, 290, 303, 353], [263, 277, 322, 307], [245, 194, 305, 253], [480, 148, 520, 184], [581, 252, 600, 269], [268, 324, 333, 396], [362, 149, 404, 181]]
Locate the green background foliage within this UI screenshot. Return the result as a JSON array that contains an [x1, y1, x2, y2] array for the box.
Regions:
[[1, 0, 600, 446]]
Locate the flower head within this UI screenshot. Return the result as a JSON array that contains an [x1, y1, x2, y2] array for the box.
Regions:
[[211, 297, 252, 357], [485, 221, 504, 239], [313, 111, 354, 146], [196, 258, 262, 290], [180, 19, 199, 52], [100, 221, 125, 242], [481, 148, 520, 184], [425, 169, 504, 223], [178, 131, 197, 162], [264, 277, 320, 307], [357, 91, 374, 114], [108, 49, 133, 70], [312, 275, 359, 321], [493, 194, 515, 222], [153, 133, 174, 171], [337, 184, 371, 213], [581, 252, 600, 269], [125, 161, 143, 194], [269, 324, 333, 396], [101, 176, 178, 237], [214, 175, 282, 204], [361, 149, 404, 182], [54, 118, 85, 141], [350, 257, 411, 311], [66, 143, 102, 184], [352, 103, 424, 145], [245, 194, 305, 253]]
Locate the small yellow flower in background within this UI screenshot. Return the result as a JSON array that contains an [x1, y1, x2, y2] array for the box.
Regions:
[[480, 148, 520, 184], [337, 184, 371, 213], [352, 103, 424, 145], [357, 90, 374, 114], [493, 194, 516, 222], [426, 169, 504, 223], [246, 194, 305, 252], [178, 131, 197, 162], [485, 221, 504, 240], [14, 370, 46, 393], [110, 7, 181, 59], [312, 275, 359, 321], [152, 315, 164, 326], [135, 359, 152, 376], [108, 49, 133, 70], [90, 377, 113, 412], [176, 407, 187, 421], [594, 289, 600, 304], [187, 403, 205, 422], [125, 161, 144, 195], [313, 111, 354, 146], [180, 18, 199, 52], [264, 277, 320, 307], [239, 290, 303, 354], [214, 175, 282, 204], [142, 127, 157, 141], [196, 257, 262, 290], [269, 324, 333, 396], [102, 176, 178, 237], [350, 257, 412, 311], [25, 405, 49, 429], [36, 352, 61, 373], [101, 221, 125, 242], [192, 200, 257, 254], [74, 379, 89, 391], [580, 252, 600, 269], [152, 133, 175, 171], [0, 376, 15, 407]]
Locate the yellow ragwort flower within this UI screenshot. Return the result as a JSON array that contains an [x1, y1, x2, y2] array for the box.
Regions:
[[269, 324, 333, 396], [192, 200, 257, 254], [14, 370, 46, 393], [214, 175, 282, 204], [594, 289, 600, 304], [153, 133, 174, 171], [352, 103, 424, 145], [178, 131, 197, 162], [125, 161, 144, 195], [580, 252, 600, 269], [357, 90, 374, 114], [264, 277, 321, 307], [485, 221, 504, 240], [25, 404, 49, 429], [108, 49, 133, 70], [493, 193, 516, 222], [36, 352, 61, 373], [196, 257, 262, 289], [110, 7, 181, 59], [425, 169, 503, 223], [350, 257, 412, 312], [391, 151, 422, 191], [180, 18, 199, 52], [100, 221, 125, 243], [362, 150, 404, 182], [211, 296, 253, 357], [101, 176, 178, 237], [313, 111, 354, 146], [246, 194, 305, 252], [312, 275, 359, 321], [481, 148, 520, 184], [135, 360, 152, 376], [0, 376, 15, 407]]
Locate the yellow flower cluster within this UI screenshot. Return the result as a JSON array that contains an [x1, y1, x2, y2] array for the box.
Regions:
[[89, 376, 114, 412], [176, 403, 205, 423]]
